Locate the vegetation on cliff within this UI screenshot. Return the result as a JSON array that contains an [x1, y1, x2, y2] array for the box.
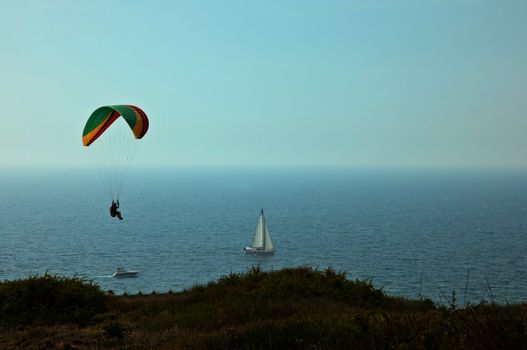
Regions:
[[0, 267, 526, 349]]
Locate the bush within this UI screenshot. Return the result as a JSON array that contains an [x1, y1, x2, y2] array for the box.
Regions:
[[0, 274, 108, 327], [187, 266, 387, 308], [102, 321, 127, 339]]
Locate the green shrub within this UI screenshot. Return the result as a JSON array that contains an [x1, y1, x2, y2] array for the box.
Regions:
[[0, 274, 108, 327], [102, 321, 127, 339], [186, 266, 387, 308]]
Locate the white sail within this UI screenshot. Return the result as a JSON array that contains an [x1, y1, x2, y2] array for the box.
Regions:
[[251, 212, 264, 248], [263, 221, 273, 251]]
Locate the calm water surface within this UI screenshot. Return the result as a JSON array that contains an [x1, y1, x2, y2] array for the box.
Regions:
[[1, 168, 526, 304]]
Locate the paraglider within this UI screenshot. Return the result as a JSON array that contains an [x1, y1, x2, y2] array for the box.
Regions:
[[109, 200, 123, 220], [82, 105, 149, 219]]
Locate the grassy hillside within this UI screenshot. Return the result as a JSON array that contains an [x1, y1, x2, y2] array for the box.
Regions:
[[1, 267, 526, 349]]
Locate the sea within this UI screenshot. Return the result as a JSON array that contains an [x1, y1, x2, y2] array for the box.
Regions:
[[1, 167, 526, 304]]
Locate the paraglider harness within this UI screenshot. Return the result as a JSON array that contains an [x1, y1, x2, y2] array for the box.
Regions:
[[109, 200, 123, 220]]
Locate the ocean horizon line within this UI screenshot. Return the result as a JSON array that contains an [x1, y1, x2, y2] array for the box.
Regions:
[[1, 163, 527, 173]]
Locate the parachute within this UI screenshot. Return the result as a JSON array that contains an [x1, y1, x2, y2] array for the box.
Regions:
[[83, 105, 149, 201], [82, 105, 148, 146]]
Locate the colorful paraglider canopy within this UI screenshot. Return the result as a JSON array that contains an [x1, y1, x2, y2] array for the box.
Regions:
[[82, 105, 149, 146]]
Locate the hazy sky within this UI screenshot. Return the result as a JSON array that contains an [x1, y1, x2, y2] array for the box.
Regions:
[[0, 0, 526, 168]]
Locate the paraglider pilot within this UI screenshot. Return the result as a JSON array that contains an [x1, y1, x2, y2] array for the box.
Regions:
[[109, 200, 123, 220]]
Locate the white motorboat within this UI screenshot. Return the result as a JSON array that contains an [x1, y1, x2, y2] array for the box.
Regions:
[[244, 209, 274, 255], [112, 267, 138, 278]]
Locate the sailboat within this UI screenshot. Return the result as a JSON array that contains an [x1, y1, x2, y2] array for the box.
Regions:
[[244, 209, 274, 255]]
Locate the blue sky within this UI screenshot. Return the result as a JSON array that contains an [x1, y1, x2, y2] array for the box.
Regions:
[[0, 0, 526, 168]]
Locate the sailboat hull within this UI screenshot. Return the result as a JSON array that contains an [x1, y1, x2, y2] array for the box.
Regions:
[[244, 247, 274, 255]]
